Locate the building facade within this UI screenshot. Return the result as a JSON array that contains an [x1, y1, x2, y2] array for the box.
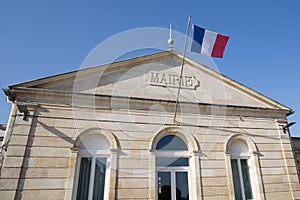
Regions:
[[0, 50, 299, 199], [291, 137, 300, 182]]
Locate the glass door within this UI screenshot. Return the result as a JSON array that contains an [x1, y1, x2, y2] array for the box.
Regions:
[[175, 172, 189, 200], [157, 170, 189, 200], [158, 172, 171, 200]]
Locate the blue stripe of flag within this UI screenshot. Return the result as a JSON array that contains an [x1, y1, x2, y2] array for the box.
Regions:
[[191, 25, 205, 53]]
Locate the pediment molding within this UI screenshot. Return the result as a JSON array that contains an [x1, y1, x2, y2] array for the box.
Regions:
[[8, 50, 291, 112]]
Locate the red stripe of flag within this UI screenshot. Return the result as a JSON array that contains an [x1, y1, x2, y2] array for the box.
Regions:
[[211, 34, 230, 58]]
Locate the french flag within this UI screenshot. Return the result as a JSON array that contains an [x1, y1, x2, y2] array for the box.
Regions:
[[191, 25, 229, 58]]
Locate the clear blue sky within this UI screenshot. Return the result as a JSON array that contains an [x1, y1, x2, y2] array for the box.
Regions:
[[0, 1, 299, 136]]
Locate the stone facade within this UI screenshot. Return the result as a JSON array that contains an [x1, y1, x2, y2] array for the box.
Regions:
[[291, 137, 300, 183], [0, 50, 299, 199]]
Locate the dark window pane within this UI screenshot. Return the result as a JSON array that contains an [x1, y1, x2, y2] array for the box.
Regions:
[[76, 157, 92, 200], [241, 160, 253, 199], [231, 159, 242, 200], [156, 135, 187, 150], [158, 172, 171, 200], [92, 158, 106, 200], [156, 158, 189, 167], [176, 172, 189, 200]]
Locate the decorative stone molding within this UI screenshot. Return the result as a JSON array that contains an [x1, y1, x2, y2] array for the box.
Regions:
[[225, 133, 258, 155], [73, 127, 118, 151]]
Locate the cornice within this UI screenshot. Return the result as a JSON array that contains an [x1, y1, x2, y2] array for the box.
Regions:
[[11, 86, 291, 119]]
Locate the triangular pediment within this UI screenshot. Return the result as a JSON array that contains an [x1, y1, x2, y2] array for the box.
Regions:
[[10, 50, 290, 111]]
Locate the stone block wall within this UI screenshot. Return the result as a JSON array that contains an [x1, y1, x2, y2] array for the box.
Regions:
[[0, 104, 299, 199]]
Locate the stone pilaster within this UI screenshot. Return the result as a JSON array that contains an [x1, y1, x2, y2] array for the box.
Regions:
[[0, 103, 37, 200]]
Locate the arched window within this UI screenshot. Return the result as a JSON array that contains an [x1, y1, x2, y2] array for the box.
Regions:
[[229, 139, 253, 200], [156, 135, 190, 200], [74, 134, 111, 200], [156, 135, 188, 151]]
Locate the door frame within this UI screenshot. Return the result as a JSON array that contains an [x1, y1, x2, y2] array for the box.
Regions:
[[156, 166, 191, 200]]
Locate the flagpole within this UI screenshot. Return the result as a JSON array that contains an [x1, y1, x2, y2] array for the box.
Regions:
[[173, 15, 192, 124]]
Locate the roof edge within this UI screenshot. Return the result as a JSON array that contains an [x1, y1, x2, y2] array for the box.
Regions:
[[8, 50, 292, 111]]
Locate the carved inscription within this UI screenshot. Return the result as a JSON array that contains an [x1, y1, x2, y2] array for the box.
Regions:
[[149, 71, 199, 90]]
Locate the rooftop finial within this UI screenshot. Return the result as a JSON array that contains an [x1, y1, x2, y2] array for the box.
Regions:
[[168, 22, 174, 50]]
